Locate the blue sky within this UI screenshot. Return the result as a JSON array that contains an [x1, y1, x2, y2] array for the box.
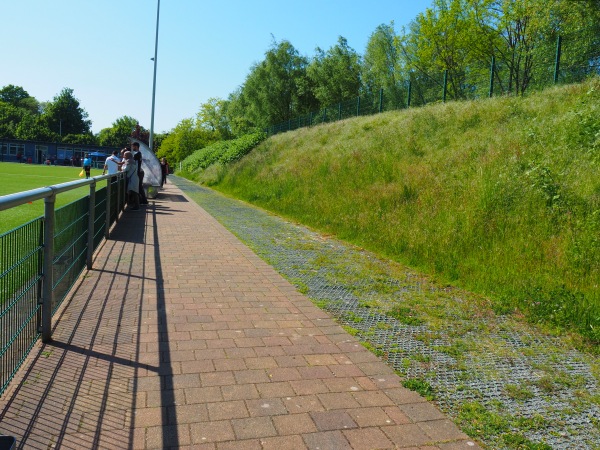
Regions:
[[1, 1, 430, 134]]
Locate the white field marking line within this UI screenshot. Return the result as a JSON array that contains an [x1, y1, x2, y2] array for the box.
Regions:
[[1, 173, 76, 180]]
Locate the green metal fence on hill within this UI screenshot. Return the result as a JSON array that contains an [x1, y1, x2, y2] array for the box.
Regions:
[[266, 34, 600, 136], [0, 174, 125, 396]]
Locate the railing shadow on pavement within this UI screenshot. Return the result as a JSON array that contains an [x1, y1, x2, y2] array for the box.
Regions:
[[0, 199, 181, 449], [149, 202, 179, 448]]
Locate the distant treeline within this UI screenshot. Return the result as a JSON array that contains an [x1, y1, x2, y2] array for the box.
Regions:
[[0, 85, 165, 151], [157, 0, 600, 164], [5, 0, 597, 165], [227, 0, 600, 132]]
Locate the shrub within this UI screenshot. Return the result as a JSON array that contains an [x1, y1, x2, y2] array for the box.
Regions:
[[181, 132, 266, 173]]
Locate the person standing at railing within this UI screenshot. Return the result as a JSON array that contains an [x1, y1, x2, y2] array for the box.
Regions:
[[132, 142, 148, 205], [83, 153, 92, 179], [122, 151, 140, 210], [102, 150, 122, 176]]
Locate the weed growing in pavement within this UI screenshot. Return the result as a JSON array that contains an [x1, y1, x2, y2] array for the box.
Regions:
[[402, 377, 435, 401], [341, 325, 359, 337]]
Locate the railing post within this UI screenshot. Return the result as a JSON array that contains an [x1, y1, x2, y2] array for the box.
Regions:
[[116, 176, 121, 222], [87, 180, 96, 270], [105, 177, 112, 239], [554, 35, 562, 83], [41, 190, 56, 343], [36, 218, 44, 334], [443, 69, 448, 102], [489, 56, 496, 98]]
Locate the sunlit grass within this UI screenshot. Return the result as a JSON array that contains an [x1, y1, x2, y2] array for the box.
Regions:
[[191, 77, 600, 343], [0, 162, 103, 234]]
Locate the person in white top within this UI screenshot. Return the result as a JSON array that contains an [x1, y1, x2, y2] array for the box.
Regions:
[[102, 150, 123, 175]]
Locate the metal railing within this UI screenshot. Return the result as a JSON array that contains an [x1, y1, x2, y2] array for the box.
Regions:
[[0, 173, 125, 396]]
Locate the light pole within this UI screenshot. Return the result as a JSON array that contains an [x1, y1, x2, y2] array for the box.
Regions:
[[149, 0, 160, 152]]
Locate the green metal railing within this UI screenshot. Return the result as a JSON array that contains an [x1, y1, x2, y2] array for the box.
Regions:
[[0, 174, 125, 396]]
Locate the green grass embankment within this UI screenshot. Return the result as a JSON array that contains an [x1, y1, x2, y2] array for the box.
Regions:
[[189, 77, 600, 343]]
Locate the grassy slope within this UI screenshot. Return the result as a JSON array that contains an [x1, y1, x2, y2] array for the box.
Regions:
[[0, 163, 103, 234], [206, 77, 600, 342]]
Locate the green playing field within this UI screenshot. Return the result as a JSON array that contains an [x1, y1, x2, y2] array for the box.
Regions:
[[0, 162, 103, 234]]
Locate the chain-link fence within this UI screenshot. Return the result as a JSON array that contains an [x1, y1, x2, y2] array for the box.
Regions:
[[267, 33, 600, 136]]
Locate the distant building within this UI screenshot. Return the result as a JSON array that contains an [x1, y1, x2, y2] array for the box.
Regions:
[[0, 138, 119, 167]]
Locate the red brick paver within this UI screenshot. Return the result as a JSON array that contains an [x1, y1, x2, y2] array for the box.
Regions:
[[0, 183, 481, 449]]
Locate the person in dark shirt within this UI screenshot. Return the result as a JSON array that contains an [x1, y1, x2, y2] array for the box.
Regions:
[[132, 142, 148, 205], [160, 158, 169, 187]]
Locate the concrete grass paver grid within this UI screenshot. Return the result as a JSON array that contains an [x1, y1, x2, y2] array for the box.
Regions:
[[0, 183, 477, 450]]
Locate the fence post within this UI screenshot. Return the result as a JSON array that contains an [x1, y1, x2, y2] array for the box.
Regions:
[[407, 80, 412, 108], [116, 176, 121, 222], [356, 96, 361, 116], [41, 190, 56, 343], [554, 35, 562, 83], [36, 216, 44, 337], [489, 56, 496, 98], [379, 88, 384, 113], [442, 69, 448, 102], [105, 177, 112, 239], [87, 181, 96, 270]]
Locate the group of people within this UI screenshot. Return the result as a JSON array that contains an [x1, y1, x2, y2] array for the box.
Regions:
[[100, 143, 169, 211]]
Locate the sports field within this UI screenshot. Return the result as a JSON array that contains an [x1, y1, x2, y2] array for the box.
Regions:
[[0, 162, 103, 234]]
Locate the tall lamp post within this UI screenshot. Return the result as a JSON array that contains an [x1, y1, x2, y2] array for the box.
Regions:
[[149, 0, 160, 152]]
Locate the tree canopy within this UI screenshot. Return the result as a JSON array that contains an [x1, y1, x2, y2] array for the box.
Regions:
[[97, 116, 141, 148], [308, 37, 362, 106], [41, 88, 91, 137], [2, 0, 599, 150]]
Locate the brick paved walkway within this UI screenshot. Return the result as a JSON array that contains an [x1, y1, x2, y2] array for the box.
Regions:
[[0, 183, 480, 450]]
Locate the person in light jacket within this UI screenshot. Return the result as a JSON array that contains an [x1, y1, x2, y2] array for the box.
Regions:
[[122, 151, 140, 210]]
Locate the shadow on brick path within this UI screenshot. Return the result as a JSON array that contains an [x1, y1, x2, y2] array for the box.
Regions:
[[0, 183, 479, 450]]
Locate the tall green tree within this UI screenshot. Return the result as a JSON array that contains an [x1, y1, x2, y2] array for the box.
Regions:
[[156, 118, 214, 164], [14, 113, 58, 141], [533, 0, 600, 83], [62, 133, 97, 145], [0, 85, 40, 115], [362, 23, 405, 108], [240, 40, 313, 128], [97, 116, 140, 148], [42, 88, 91, 137], [225, 89, 256, 137], [0, 101, 25, 139], [196, 97, 232, 140], [469, 0, 542, 94], [0, 85, 48, 139], [465, 0, 600, 94], [401, 0, 481, 101], [307, 36, 362, 106]]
